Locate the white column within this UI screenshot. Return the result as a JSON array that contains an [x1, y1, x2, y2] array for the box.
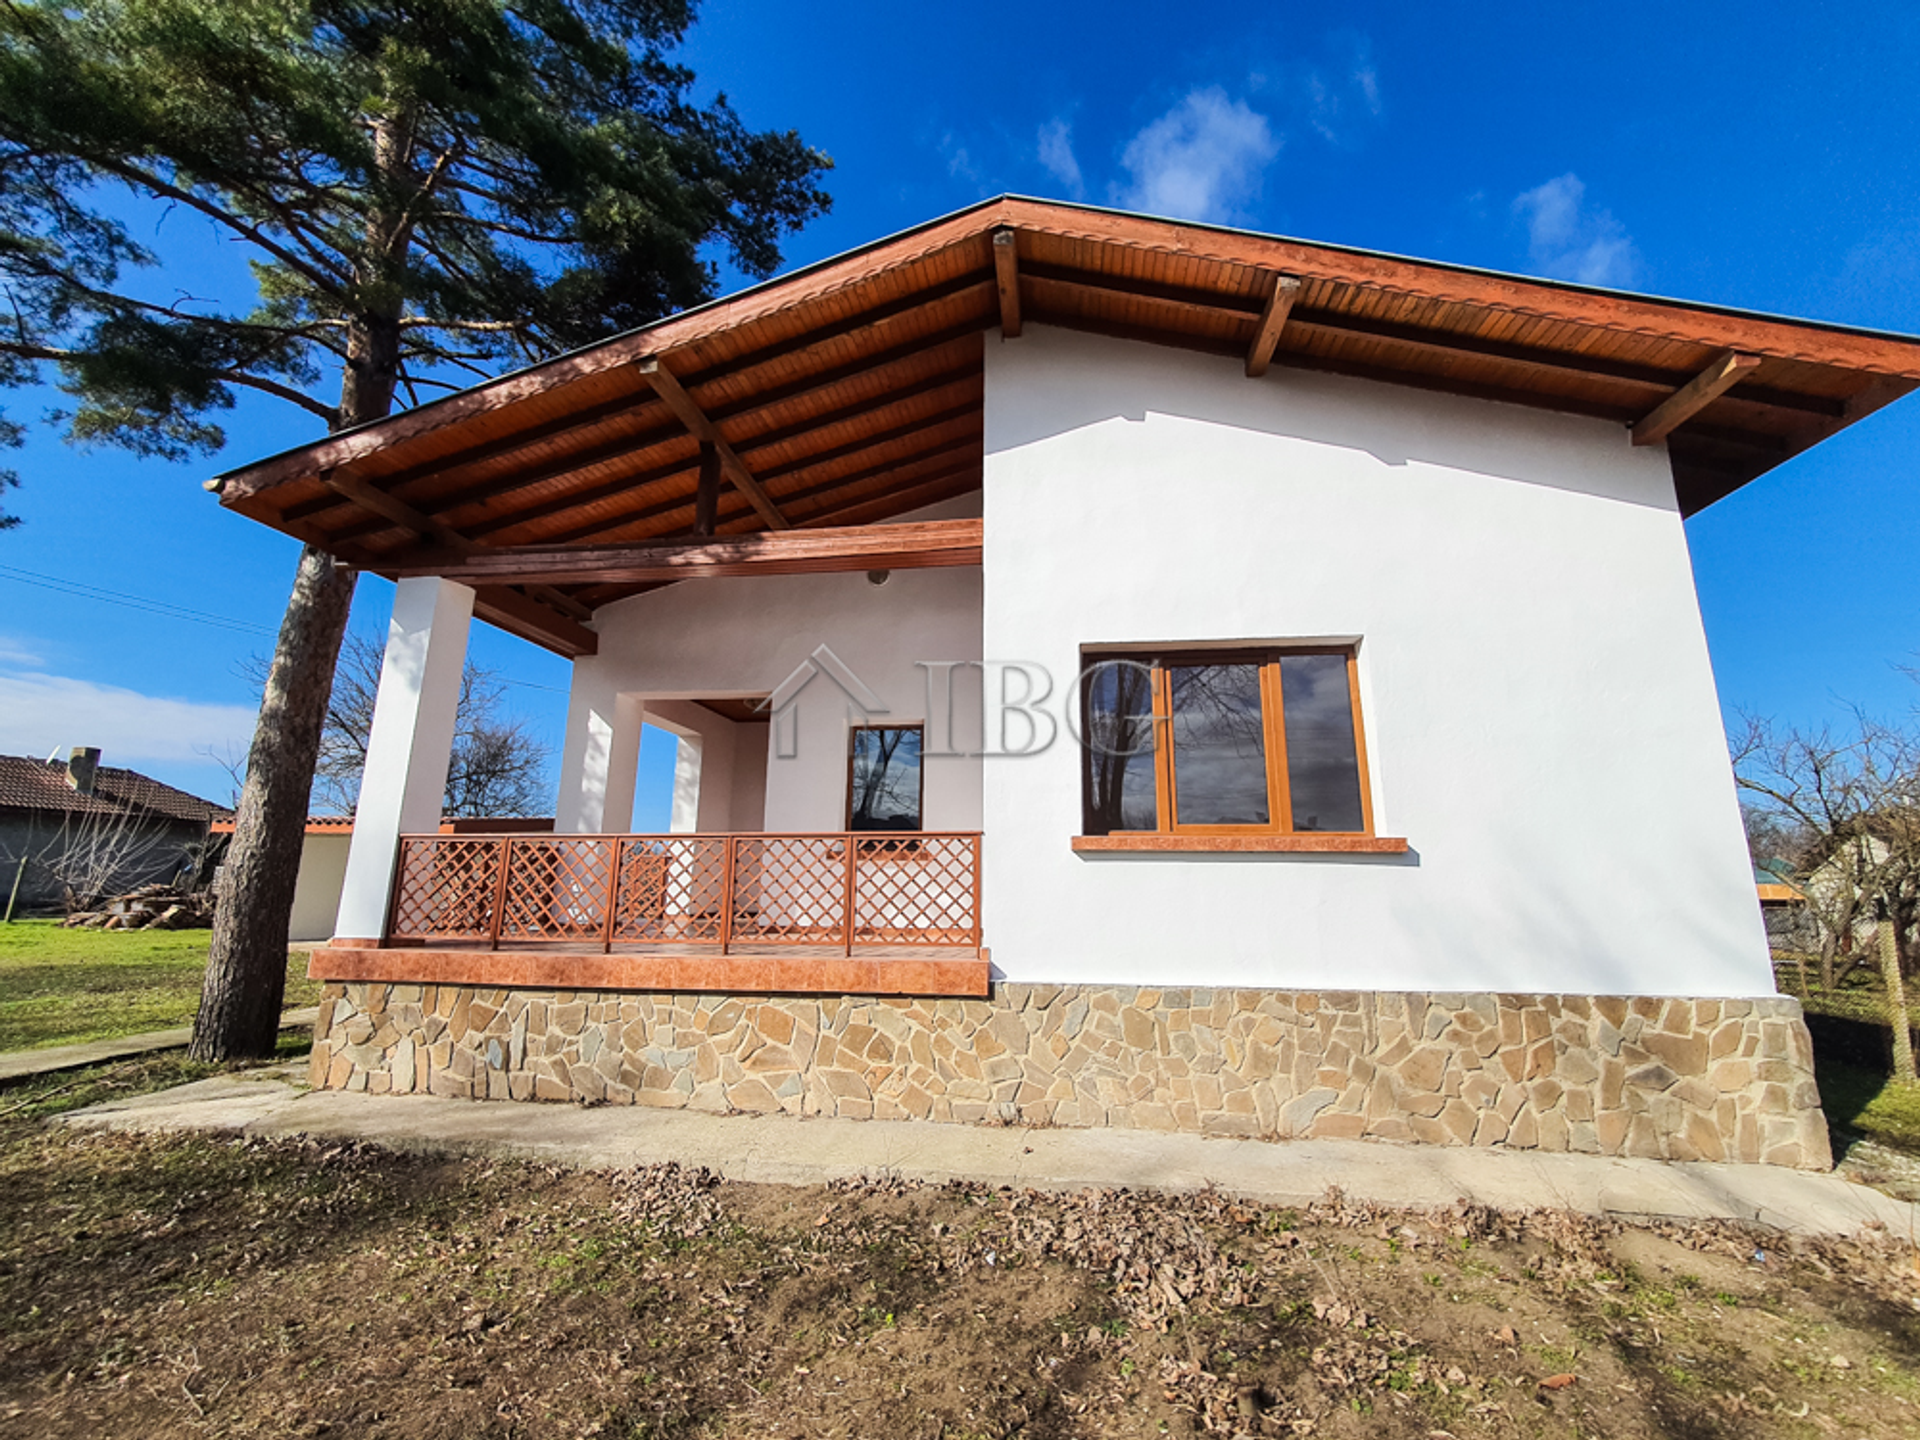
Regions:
[[554, 679, 642, 833], [669, 734, 703, 834], [335, 577, 475, 940]]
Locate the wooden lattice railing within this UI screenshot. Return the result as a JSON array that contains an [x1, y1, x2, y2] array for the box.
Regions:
[[384, 832, 983, 953]]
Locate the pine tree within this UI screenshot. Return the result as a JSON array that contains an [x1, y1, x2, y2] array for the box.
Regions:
[[0, 1, 830, 1056]]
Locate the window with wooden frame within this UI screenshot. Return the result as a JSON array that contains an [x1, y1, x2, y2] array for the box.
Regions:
[[847, 724, 924, 833], [1079, 648, 1375, 839]]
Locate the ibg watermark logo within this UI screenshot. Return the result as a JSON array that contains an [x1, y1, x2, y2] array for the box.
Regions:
[[760, 646, 1152, 760]]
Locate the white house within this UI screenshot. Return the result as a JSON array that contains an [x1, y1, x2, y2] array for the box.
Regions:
[[214, 197, 1920, 1168]]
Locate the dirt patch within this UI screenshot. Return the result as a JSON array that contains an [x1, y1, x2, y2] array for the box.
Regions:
[[0, 1117, 1917, 1438]]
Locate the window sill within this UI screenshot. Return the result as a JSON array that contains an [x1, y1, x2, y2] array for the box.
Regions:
[[1071, 834, 1410, 854]]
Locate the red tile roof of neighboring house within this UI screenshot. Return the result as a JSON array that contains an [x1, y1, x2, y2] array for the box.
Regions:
[[0, 756, 232, 826], [208, 816, 355, 835]]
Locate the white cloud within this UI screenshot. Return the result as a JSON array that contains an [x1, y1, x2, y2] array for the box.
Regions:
[[0, 635, 43, 668], [0, 671, 255, 765], [1114, 87, 1280, 224], [1036, 117, 1085, 200], [939, 132, 979, 185], [1512, 173, 1639, 287]]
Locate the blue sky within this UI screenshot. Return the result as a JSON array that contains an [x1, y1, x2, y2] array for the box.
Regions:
[[2, 0, 1918, 823]]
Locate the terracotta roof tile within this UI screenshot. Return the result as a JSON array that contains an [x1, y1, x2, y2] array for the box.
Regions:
[[0, 756, 232, 825]]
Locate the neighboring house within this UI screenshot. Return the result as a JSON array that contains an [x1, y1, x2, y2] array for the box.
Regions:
[[209, 816, 356, 943], [0, 749, 231, 915], [217, 815, 554, 943], [210, 197, 1920, 1169], [1754, 861, 1814, 953]]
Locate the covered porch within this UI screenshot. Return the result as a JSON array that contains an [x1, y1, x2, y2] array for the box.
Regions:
[[329, 827, 985, 996], [318, 511, 989, 998]]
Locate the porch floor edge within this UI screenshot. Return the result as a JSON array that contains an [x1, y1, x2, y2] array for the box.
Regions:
[[308, 946, 991, 998]]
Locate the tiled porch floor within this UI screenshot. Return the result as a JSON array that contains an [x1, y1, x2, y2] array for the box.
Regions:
[[312, 941, 991, 997]]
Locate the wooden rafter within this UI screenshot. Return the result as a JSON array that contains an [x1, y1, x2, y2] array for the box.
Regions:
[[1245, 275, 1301, 377], [531, 434, 982, 552], [1021, 258, 1835, 417], [468, 587, 599, 658], [382, 362, 982, 549], [1027, 299, 1792, 458], [384, 519, 983, 587], [288, 284, 992, 534], [320, 471, 598, 655], [448, 401, 981, 551], [636, 356, 790, 529], [1631, 351, 1765, 446], [693, 441, 719, 537], [992, 229, 1022, 338]]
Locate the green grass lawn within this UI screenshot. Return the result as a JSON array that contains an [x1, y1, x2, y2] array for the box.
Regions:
[[0, 919, 322, 1052], [1816, 1059, 1920, 1155]]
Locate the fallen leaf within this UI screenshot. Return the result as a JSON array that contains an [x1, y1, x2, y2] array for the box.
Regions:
[[1492, 1326, 1517, 1346], [1540, 1374, 1578, 1390]]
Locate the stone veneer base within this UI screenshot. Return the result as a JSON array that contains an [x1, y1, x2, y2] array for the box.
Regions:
[[309, 983, 1833, 1170]]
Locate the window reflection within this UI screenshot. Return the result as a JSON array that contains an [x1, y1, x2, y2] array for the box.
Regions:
[[1279, 654, 1364, 832], [1078, 646, 1372, 837], [1168, 664, 1270, 826], [849, 726, 923, 831], [1081, 660, 1157, 834]]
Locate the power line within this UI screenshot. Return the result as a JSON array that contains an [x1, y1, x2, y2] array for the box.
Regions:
[[0, 563, 278, 638], [0, 564, 578, 691]]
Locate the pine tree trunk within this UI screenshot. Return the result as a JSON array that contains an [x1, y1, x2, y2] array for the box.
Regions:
[[1880, 915, 1916, 1086], [191, 321, 397, 1061], [190, 547, 357, 1059], [190, 113, 409, 1062]]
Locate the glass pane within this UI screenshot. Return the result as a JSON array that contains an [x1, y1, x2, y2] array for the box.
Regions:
[[1168, 663, 1270, 826], [850, 727, 922, 831], [1280, 654, 1364, 832], [1081, 660, 1158, 833]]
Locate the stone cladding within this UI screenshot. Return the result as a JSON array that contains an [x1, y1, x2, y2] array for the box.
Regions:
[[309, 982, 1831, 1169]]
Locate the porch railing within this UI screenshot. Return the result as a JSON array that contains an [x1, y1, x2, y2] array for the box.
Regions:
[[383, 832, 982, 953]]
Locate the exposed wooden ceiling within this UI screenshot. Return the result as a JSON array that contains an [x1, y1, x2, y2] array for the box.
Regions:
[[214, 196, 1920, 658]]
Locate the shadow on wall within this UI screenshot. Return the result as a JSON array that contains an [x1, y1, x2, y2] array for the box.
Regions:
[[1070, 835, 1770, 999], [1363, 825, 1775, 998], [985, 328, 1677, 514]]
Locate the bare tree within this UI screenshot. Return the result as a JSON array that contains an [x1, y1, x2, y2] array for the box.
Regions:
[[239, 633, 551, 818], [1082, 660, 1158, 833], [851, 727, 919, 829], [1734, 712, 1920, 1084], [0, 805, 193, 915]]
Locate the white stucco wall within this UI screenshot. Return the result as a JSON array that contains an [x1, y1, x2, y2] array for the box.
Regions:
[[288, 831, 352, 943], [557, 494, 984, 835], [981, 326, 1773, 998]]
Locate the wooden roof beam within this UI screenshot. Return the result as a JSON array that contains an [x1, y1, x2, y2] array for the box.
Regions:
[[289, 286, 993, 533], [385, 518, 982, 587], [636, 356, 790, 529], [420, 364, 981, 547], [321, 471, 598, 656], [1245, 275, 1302, 377], [1631, 351, 1764, 446], [993, 229, 1022, 338], [1020, 258, 1843, 418], [470, 586, 600, 658], [452, 399, 982, 551]]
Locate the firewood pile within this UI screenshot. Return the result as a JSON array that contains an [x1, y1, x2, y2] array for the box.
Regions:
[[62, 883, 215, 931]]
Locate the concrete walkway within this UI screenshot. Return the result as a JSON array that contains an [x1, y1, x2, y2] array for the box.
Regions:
[[59, 1068, 1920, 1240], [0, 1008, 321, 1082]]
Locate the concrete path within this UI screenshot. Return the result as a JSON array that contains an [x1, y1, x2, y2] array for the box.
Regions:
[[59, 1069, 1920, 1240], [0, 1008, 321, 1082]]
